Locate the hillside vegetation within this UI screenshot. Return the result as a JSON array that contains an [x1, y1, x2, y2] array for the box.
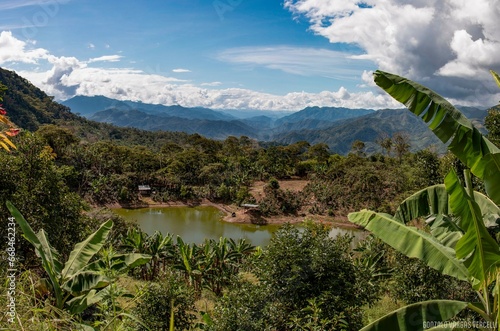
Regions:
[[0, 67, 499, 330]]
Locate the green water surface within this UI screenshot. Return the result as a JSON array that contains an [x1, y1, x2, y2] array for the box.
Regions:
[[113, 206, 365, 247]]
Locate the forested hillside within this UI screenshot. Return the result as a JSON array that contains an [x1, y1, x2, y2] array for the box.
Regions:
[[0, 66, 499, 330]]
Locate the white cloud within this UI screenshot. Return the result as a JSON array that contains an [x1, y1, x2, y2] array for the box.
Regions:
[[88, 43, 95, 49], [285, 0, 500, 104], [88, 55, 123, 63], [218, 46, 373, 80], [172, 68, 191, 73], [437, 29, 500, 78], [201, 81, 222, 87], [0, 31, 413, 110], [0, 31, 49, 64]]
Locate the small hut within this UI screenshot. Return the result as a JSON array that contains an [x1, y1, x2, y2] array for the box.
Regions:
[[138, 185, 152, 196]]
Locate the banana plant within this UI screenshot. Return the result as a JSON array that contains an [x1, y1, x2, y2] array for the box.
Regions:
[[145, 231, 174, 279], [374, 70, 500, 205], [348, 71, 500, 331], [7, 201, 151, 316], [174, 236, 203, 291], [120, 228, 175, 280]]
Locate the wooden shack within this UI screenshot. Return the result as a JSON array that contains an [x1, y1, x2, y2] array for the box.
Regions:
[[138, 185, 152, 196]]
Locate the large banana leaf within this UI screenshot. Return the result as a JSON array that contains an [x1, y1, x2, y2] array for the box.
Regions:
[[348, 210, 469, 281], [360, 300, 468, 331], [445, 170, 500, 288], [426, 215, 462, 249], [394, 185, 450, 223], [61, 220, 113, 280], [7, 201, 64, 308], [374, 70, 500, 205], [84, 253, 151, 274], [474, 191, 500, 228], [395, 184, 499, 226], [62, 271, 110, 293], [66, 289, 109, 314]]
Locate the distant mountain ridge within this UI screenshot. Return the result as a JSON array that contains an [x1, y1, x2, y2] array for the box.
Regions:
[[1, 67, 492, 155], [62, 95, 490, 154], [274, 109, 445, 154], [62, 95, 236, 121], [276, 106, 374, 125], [91, 108, 258, 140]]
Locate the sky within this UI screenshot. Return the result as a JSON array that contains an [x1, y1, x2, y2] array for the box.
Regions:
[[0, 0, 499, 111]]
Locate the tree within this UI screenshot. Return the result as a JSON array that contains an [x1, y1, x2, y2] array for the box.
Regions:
[[135, 275, 197, 331], [348, 70, 500, 330], [210, 223, 373, 330], [376, 132, 392, 156], [306, 143, 330, 164], [351, 140, 366, 157], [0, 133, 92, 259], [256, 222, 376, 330], [36, 124, 79, 159], [411, 149, 442, 188], [392, 131, 410, 163]]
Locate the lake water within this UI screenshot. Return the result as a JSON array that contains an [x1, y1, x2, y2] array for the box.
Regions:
[[112, 206, 366, 247]]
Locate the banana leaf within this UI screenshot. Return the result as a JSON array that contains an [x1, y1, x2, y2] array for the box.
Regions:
[[374, 70, 500, 205], [61, 220, 113, 280], [396, 184, 499, 226], [491, 70, 500, 88], [61, 271, 110, 293], [426, 215, 462, 249], [348, 210, 469, 281], [7, 201, 64, 308], [66, 289, 109, 314], [360, 300, 468, 331], [84, 253, 151, 274], [394, 185, 450, 223], [445, 170, 500, 288]]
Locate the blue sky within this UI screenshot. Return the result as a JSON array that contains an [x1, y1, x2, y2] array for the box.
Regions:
[[0, 0, 499, 110]]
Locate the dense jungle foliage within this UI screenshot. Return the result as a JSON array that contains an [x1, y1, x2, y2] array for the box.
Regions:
[[0, 69, 499, 330]]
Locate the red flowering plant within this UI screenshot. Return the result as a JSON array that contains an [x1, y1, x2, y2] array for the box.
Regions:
[[0, 84, 20, 151]]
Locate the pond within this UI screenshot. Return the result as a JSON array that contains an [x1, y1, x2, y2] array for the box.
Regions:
[[112, 206, 366, 247]]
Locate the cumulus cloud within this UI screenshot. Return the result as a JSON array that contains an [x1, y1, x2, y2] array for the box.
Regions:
[[0, 30, 404, 110], [285, 0, 500, 105], [172, 68, 191, 73], [0, 31, 49, 64]]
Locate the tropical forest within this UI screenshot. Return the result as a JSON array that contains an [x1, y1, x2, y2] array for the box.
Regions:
[[0, 64, 499, 331]]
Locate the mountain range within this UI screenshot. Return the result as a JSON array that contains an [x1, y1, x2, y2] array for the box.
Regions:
[[0, 67, 491, 155], [62, 95, 490, 153]]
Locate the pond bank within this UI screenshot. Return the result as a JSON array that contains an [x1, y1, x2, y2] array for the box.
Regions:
[[107, 198, 361, 230]]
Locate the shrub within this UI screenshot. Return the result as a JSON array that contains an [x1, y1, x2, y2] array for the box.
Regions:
[[211, 223, 378, 330], [135, 274, 197, 331], [391, 252, 476, 304]]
